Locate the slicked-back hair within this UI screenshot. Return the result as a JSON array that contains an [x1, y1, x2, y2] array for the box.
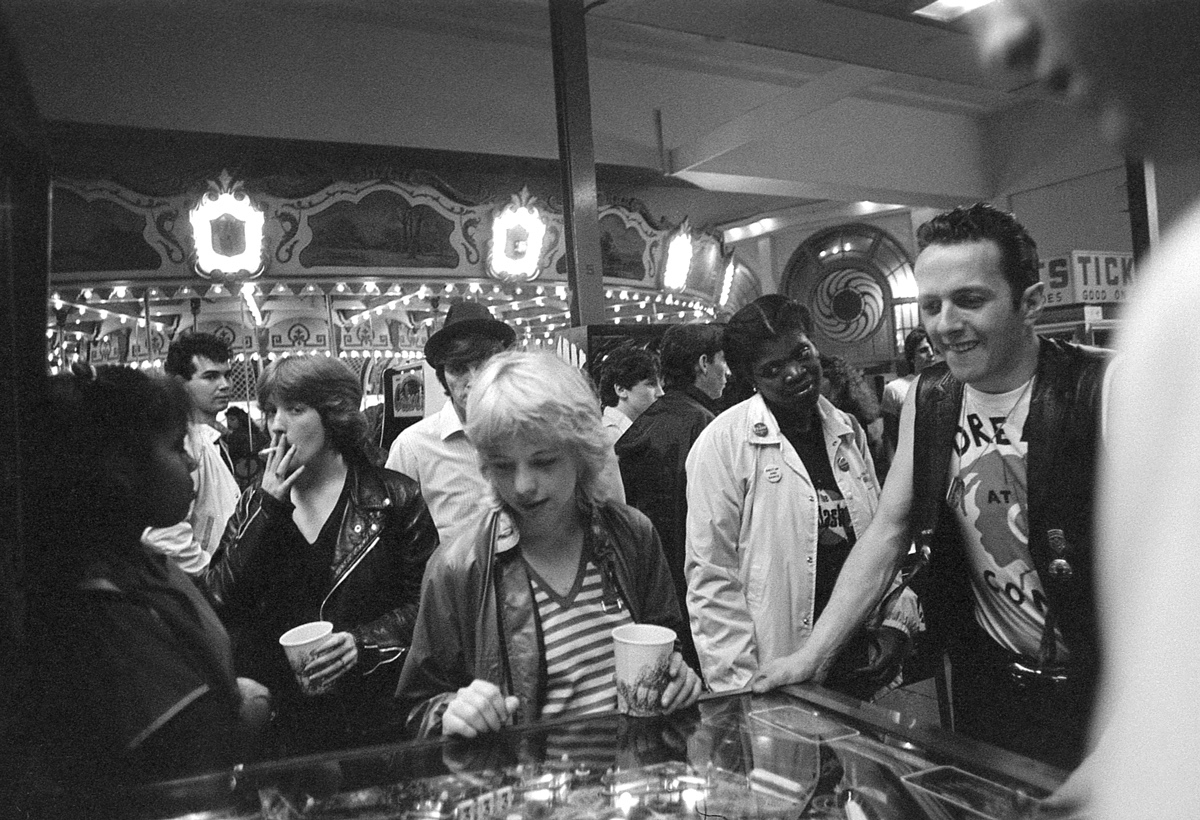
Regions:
[[659, 323, 724, 392], [257, 355, 370, 464], [164, 332, 232, 380], [598, 345, 661, 407], [466, 351, 609, 508], [916, 203, 1039, 308], [723, 295, 814, 385]]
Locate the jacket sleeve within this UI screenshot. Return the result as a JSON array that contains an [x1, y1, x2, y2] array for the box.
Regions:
[[200, 488, 287, 626], [878, 587, 923, 637], [684, 423, 757, 692], [394, 547, 477, 738], [141, 520, 209, 575], [596, 447, 627, 505], [349, 480, 440, 674], [384, 430, 420, 483], [846, 412, 881, 492], [627, 513, 691, 655], [141, 432, 212, 575]]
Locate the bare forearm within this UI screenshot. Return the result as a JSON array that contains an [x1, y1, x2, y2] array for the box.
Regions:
[[807, 516, 909, 673], [752, 511, 909, 692]]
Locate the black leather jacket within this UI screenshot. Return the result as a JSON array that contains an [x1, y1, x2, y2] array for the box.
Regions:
[[396, 501, 688, 738], [910, 338, 1109, 675], [203, 463, 438, 705]]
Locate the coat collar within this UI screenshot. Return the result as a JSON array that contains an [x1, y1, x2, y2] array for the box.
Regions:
[[742, 393, 856, 445], [434, 399, 468, 442], [346, 463, 393, 512], [489, 501, 616, 560]]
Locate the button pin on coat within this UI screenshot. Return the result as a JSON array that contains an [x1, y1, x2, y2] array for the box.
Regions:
[[764, 465, 782, 483], [836, 456, 850, 471], [752, 422, 769, 437]]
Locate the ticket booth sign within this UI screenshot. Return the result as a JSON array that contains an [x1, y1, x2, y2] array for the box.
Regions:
[[1040, 250, 1136, 306]]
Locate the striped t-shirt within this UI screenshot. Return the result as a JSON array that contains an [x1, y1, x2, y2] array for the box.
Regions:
[[528, 557, 633, 720]]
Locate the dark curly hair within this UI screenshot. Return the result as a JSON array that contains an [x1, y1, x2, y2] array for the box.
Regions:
[[916, 203, 1038, 308], [597, 344, 660, 407], [164, 332, 232, 380], [723, 295, 814, 385], [902, 327, 931, 371], [257, 356, 371, 465]]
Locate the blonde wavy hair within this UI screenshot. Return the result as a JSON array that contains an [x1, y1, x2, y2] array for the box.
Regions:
[[465, 350, 609, 507]]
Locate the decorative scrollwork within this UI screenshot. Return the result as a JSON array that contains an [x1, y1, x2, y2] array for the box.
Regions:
[[154, 210, 187, 264], [276, 210, 301, 263]]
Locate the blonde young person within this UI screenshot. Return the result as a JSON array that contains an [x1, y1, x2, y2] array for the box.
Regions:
[[397, 351, 701, 738]]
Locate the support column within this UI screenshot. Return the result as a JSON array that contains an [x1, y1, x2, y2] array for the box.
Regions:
[[549, 0, 605, 327], [1125, 156, 1159, 264], [0, 10, 50, 739]]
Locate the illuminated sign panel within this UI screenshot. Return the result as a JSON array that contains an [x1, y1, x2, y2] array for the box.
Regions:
[[189, 173, 266, 281], [488, 189, 547, 283], [1040, 250, 1137, 305]]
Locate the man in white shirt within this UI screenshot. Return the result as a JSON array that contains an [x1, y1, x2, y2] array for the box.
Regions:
[[142, 333, 242, 574], [386, 301, 517, 553]]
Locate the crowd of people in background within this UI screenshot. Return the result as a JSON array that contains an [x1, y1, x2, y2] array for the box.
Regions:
[[11, 4, 1197, 815], [0, 204, 1123, 817]]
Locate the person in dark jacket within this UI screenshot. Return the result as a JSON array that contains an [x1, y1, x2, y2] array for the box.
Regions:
[[204, 355, 438, 753], [614, 322, 726, 672], [397, 351, 701, 738], [10, 366, 270, 816], [752, 204, 1110, 771]]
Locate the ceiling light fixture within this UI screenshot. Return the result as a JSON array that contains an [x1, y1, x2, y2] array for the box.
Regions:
[[912, 0, 997, 22]]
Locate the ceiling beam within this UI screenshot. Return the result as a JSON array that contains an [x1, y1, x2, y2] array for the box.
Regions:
[[667, 64, 893, 174], [675, 169, 972, 210]]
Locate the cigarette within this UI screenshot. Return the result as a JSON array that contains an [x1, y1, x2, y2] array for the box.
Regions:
[[257, 446, 281, 456]]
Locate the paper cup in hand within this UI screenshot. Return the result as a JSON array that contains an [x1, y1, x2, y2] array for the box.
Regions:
[[612, 623, 675, 716], [280, 621, 334, 696]]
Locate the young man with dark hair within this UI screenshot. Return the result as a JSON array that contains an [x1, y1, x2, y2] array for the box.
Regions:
[[142, 332, 241, 574], [598, 345, 662, 443], [614, 322, 728, 672], [753, 203, 1110, 771]]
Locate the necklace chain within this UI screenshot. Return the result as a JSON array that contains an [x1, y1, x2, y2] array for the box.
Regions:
[[990, 377, 1034, 436]]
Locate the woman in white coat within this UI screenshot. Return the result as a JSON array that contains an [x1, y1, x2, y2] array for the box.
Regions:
[[685, 295, 920, 693]]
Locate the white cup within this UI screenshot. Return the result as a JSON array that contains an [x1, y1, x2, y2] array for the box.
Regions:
[[279, 620, 334, 696], [612, 623, 676, 716]]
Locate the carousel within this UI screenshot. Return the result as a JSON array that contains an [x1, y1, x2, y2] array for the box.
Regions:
[[47, 166, 762, 421]]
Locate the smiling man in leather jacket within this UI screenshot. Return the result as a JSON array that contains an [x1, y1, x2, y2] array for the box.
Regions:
[[753, 205, 1110, 771]]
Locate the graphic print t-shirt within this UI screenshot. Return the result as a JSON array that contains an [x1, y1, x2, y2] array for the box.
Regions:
[[784, 417, 856, 617], [947, 379, 1068, 661]]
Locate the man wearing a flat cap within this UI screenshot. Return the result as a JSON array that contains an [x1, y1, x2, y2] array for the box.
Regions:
[[386, 301, 624, 551]]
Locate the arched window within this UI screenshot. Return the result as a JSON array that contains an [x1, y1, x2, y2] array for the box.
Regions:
[[780, 223, 916, 362]]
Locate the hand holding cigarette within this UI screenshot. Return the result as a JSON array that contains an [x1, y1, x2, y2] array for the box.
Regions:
[[259, 432, 304, 501]]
